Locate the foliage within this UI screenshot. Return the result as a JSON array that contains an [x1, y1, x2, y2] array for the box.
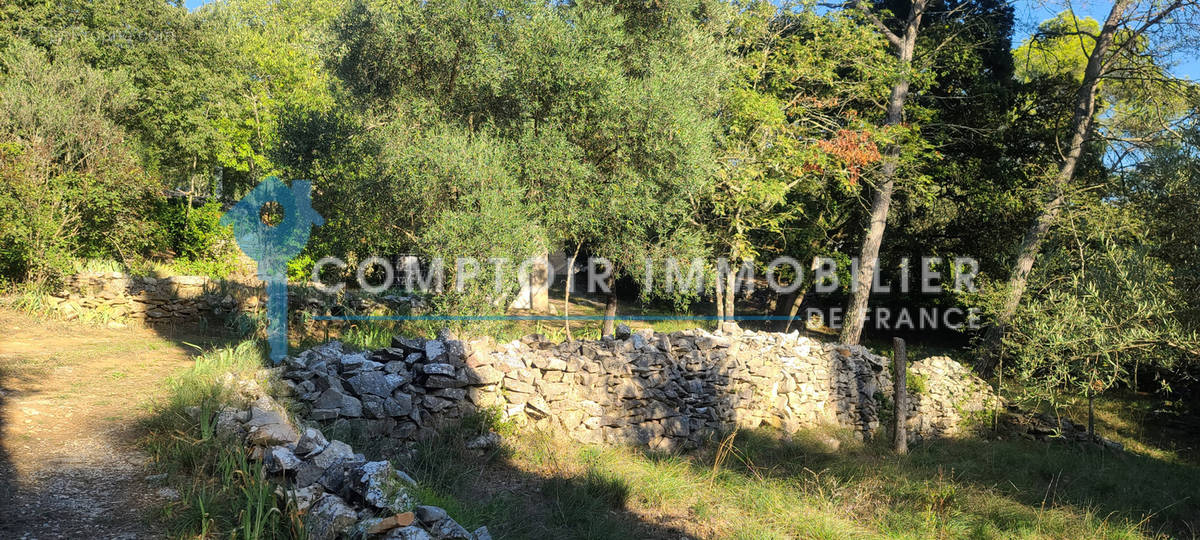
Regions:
[[154, 199, 237, 263], [990, 195, 1198, 406], [1013, 10, 1192, 146], [906, 369, 928, 395], [284, 0, 729, 323], [700, 3, 893, 295], [0, 42, 162, 285], [1124, 125, 1200, 329], [196, 0, 340, 194]]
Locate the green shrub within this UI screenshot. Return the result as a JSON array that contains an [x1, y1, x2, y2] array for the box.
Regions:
[[0, 44, 163, 285], [153, 199, 236, 266]]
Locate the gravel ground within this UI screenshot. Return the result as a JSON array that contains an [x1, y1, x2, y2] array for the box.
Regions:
[[0, 310, 202, 539]]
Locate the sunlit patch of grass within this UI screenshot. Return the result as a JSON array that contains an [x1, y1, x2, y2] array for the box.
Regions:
[[338, 321, 399, 351]]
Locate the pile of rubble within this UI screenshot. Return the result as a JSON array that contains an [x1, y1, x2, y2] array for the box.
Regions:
[[213, 393, 491, 540], [1000, 407, 1125, 450], [281, 325, 999, 449]]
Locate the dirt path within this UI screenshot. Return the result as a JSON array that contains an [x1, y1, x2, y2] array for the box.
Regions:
[[0, 310, 209, 539]]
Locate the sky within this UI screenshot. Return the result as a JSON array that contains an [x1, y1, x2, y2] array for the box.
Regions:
[[182, 0, 1198, 80]]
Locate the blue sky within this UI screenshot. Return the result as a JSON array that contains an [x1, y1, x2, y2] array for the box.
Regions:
[[183, 0, 1198, 80]]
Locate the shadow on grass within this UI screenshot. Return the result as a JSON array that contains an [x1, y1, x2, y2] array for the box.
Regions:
[[334, 412, 691, 540], [688, 427, 1200, 539]]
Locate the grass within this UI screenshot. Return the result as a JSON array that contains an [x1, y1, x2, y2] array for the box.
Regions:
[[373, 417, 1199, 540], [2, 281, 129, 326], [1037, 392, 1200, 466], [139, 339, 305, 539], [70, 256, 247, 280]]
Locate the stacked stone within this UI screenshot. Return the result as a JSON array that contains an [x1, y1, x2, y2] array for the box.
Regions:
[[49, 271, 419, 324], [873, 354, 1001, 440], [216, 392, 492, 540], [49, 272, 249, 322], [1012, 410, 1124, 450], [283, 329, 496, 442], [283, 326, 971, 449], [478, 327, 905, 447]]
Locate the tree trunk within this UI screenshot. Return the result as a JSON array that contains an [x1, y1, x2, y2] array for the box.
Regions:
[[1088, 391, 1096, 438], [715, 272, 725, 323], [530, 251, 550, 314], [978, 0, 1131, 374], [893, 337, 909, 454], [775, 291, 799, 331], [783, 256, 821, 332], [602, 274, 617, 337], [564, 242, 582, 340], [840, 0, 928, 345], [723, 261, 736, 325]]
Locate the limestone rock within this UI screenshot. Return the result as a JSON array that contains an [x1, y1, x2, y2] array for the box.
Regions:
[[384, 526, 434, 540], [422, 363, 456, 377], [312, 389, 363, 418], [265, 446, 302, 474], [414, 505, 448, 524], [279, 484, 324, 513], [295, 427, 330, 457], [430, 518, 472, 540], [347, 371, 398, 397], [247, 421, 300, 447], [306, 494, 358, 540], [309, 440, 355, 469], [424, 340, 447, 363], [353, 461, 416, 512]]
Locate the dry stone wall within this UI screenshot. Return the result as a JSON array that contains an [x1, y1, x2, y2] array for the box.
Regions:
[[50, 272, 258, 322], [48, 271, 411, 324], [898, 356, 1000, 439], [282, 326, 999, 449]]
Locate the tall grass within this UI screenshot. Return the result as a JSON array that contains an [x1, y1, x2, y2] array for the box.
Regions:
[[140, 340, 304, 539]]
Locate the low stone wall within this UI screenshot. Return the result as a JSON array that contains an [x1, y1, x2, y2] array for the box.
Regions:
[[49, 272, 259, 323], [901, 356, 1000, 438], [48, 271, 418, 324], [282, 327, 999, 450]]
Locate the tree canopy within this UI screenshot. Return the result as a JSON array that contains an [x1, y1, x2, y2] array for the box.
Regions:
[[0, 0, 1197, 405]]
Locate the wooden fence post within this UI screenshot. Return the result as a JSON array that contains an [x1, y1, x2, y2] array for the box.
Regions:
[[893, 337, 908, 454]]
